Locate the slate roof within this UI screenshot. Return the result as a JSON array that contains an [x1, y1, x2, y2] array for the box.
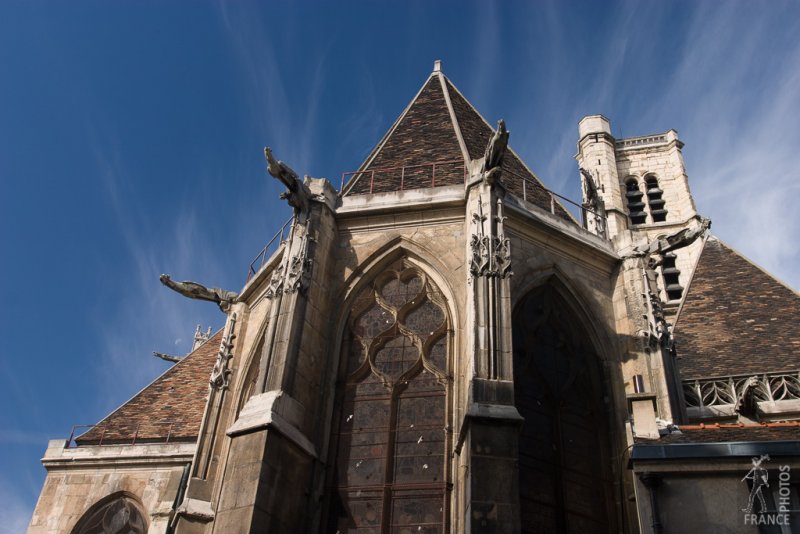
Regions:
[[674, 237, 800, 379], [343, 66, 575, 224], [76, 331, 221, 445], [655, 422, 800, 444]]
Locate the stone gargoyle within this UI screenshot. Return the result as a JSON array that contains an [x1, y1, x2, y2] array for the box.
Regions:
[[159, 274, 239, 312], [264, 147, 312, 219], [482, 119, 509, 185]]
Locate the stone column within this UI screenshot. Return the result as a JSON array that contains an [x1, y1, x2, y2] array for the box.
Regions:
[[457, 169, 523, 533], [178, 178, 339, 533]]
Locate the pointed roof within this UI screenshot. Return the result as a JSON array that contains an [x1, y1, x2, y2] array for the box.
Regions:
[[674, 237, 800, 379], [76, 331, 221, 445], [344, 63, 574, 223]]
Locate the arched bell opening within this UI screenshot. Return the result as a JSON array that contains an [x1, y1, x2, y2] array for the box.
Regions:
[[513, 283, 617, 534]]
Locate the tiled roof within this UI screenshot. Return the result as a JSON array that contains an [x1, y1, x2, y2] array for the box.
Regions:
[[674, 237, 800, 379], [655, 422, 800, 444], [343, 68, 575, 223], [76, 331, 221, 445]]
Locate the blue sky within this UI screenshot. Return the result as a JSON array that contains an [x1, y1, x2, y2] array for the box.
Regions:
[[2, 1, 799, 529]]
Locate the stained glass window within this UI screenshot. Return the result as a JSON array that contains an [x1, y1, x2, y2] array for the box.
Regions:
[[71, 495, 147, 534], [328, 260, 450, 533]]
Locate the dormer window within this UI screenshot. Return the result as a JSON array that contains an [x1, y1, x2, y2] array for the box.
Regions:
[[645, 174, 667, 222], [661, 252, 684, 301], [625, 178, 647, 225]]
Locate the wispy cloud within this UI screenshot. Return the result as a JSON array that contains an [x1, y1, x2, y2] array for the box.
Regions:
[[88, 129, 225, 413], [0, 475, 34, 533], [650, 2, 800, 289]]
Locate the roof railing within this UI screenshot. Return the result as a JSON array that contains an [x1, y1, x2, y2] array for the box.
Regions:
[[246, 216, 294, 282], [340, 160, 466, 196], [66, 421, 183, 448], [501, 168, 607, 233]]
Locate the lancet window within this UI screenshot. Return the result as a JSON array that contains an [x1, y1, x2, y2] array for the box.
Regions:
[[327, 259, 451, 533], [513, 284, 615, 534]]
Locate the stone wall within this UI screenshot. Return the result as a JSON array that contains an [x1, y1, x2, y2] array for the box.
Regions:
[[29, 440, 194, 533]]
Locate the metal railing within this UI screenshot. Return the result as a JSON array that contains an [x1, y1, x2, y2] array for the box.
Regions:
[[340, 160, 467, 195], [683, 371, 800, 410], [246, 216, 294, 282], [66, 421, 182, 448], [501, 167, 607, 229]]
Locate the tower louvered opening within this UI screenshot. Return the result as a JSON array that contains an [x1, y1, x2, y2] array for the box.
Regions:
[[625, 178, 646, 225], [645, 174, 667, 222]]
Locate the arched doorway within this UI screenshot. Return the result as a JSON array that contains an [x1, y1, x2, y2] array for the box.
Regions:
[[513, 284, 615, 533]]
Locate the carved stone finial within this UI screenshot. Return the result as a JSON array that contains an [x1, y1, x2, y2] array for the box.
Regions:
[[264, 147, 312, 218], [159, 274, 239, 312], [580, 168, 607, 239], [482, 119, 509, 184]]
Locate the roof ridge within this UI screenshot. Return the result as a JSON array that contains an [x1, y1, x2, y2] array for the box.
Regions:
[[437, 72, 470, 165], [673, 231, 711, 325]]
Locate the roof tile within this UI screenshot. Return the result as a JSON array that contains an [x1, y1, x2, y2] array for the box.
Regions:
[[76, 331, 221, 445]]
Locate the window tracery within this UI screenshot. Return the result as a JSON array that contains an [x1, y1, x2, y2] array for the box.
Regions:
[[71, 495, 147, 534], [328, 260, 450, 533]]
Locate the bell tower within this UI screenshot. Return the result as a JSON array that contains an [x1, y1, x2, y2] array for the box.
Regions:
[[576, 115, 703, 306]]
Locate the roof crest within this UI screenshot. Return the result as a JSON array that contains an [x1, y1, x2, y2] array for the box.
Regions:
[[437, 72, 471, 166]]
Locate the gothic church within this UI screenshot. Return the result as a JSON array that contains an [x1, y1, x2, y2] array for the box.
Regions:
[[29, 62, 800, 533]]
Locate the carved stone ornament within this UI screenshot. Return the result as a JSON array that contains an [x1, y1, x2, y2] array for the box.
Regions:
[[285, 234, 313, 294], [492, 199, 513, 278], [265, 263, 285, 300], [470, 197, 512, 279], [210, 313, 237, 390], [579, 168, 607, 240], [492, 236, 512, 278], [470, 202, 490, 276]]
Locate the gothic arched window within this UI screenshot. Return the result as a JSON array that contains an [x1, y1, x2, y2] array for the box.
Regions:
[[513, 285, 615, 534], [327, 259, 451, 533], [644, 174, 667, 222], [624, 178, 646, 225], [71, 494, 147, 534]]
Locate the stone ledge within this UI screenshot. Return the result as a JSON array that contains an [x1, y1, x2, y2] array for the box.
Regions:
[[226, 390, 317, 458]]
